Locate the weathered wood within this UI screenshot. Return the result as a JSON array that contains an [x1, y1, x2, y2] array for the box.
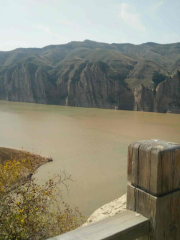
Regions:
[[127, 139, 180, 196], [131, 142, 143, 186], [127, 140, 180, 239], [48, 210, 150, 240], [174, 149, 180, 188], [127, 183, 136, 211], [127, 142, 134, 183], [127, 184, 180, 240]]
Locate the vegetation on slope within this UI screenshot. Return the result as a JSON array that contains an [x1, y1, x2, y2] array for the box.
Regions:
[[1, 40, 180, 90], [1, 40, 180, 110], [0, 148, 84, 239]]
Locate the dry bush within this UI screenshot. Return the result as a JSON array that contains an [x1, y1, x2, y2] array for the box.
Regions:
[[0, 157, 84, 240]]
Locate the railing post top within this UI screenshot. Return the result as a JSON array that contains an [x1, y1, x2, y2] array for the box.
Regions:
[[127, 139, 180, 196]]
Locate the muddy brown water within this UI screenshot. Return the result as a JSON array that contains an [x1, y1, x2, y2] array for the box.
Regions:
[[0, 100, 180, 218]]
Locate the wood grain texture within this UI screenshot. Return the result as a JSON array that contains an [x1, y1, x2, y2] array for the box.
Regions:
[[128, 141, 145, 183], [127, 184, 180, 240], [131, 141, 144, 185], [48, 210, 149, 240], [174, 149, 180, 189], [127, 183, 136, 211], [127, 142, 134, 183], [128, 139, 180, 196]]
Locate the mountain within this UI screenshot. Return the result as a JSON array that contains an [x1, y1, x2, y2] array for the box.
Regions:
[[0, 40, 180, 113]]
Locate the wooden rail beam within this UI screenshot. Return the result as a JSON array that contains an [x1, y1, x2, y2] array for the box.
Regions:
[[48, 210, 149, 240]]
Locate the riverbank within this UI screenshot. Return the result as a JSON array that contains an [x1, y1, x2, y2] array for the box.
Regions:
[[83, 194, 127, 226], [0, 147, 52, 180]]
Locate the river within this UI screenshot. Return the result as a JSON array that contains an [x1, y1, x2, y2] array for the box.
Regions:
[[0, 100, 180, 218]]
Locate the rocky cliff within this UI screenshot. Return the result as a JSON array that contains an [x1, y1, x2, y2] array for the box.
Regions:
[[0, 60, 135, 110], [0, 62, 50, 103], [83, 194, 127, 226], [0, 40, 180, 113], [156, 71, 180, 113], [133, 71, 180, 113], [56, 61, 134, 110]]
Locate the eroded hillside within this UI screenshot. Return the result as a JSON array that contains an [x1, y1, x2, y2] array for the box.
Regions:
[[0, 40, 180, 113]]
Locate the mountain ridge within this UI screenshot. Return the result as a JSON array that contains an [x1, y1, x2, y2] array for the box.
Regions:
[[0, 40, 180, 113]]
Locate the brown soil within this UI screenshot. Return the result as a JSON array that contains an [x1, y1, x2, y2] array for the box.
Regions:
[[0, 147, 52, 177]]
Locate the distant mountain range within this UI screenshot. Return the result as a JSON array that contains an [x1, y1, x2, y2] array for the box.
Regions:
[[0, 40, 180, 113]]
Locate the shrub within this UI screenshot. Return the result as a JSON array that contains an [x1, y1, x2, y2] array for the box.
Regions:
[[0, 157, 84, 240]]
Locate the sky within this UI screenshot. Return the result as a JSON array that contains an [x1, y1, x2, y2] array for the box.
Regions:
[[0, 0, 180, 51]]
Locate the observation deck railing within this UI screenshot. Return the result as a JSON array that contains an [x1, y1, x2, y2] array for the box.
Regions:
[[49, 139, 180, 240]]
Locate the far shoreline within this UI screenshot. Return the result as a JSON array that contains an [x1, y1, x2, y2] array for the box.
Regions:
[[0, 146, 53, 180]]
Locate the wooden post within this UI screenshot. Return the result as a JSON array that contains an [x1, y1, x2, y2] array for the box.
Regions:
[[127, 139, 180, 240]]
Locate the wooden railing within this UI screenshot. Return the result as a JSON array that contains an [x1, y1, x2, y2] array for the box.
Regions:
[[48, 139, 180, 240]]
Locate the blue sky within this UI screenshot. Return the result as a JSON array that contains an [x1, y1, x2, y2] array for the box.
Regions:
[[0, 0, 180, 51]]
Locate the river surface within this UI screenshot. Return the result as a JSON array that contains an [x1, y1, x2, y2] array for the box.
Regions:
[[1, 100, 180, 218]]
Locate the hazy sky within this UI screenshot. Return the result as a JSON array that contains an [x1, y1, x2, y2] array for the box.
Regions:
[[0, 0, 180, 51]]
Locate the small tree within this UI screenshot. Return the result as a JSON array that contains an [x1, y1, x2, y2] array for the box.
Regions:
[[0, 157, 84, 239]]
